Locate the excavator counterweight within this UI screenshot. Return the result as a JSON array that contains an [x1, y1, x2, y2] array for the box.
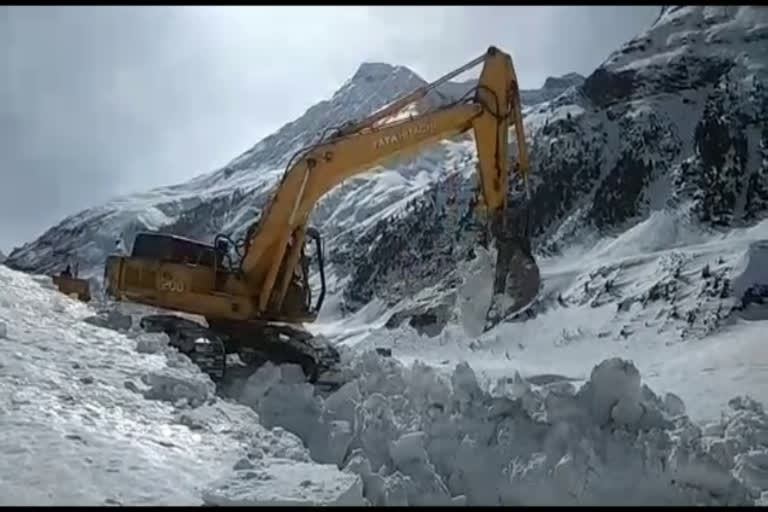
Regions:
[[104, 45, 541, 387]]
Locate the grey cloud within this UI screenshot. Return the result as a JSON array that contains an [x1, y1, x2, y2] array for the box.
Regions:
[[0, 5, 659, 252]]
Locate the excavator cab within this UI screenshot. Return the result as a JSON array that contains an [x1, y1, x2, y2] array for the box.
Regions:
[[131, 232, 218, 267], [105, 228, 327, 320]]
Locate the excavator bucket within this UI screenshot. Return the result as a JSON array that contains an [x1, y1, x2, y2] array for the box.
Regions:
[[488, 201, 540, 326], [457, 201, 541, 337], [485, 234, 541, 329]]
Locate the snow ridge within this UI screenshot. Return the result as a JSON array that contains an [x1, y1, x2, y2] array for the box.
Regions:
[[223, 351, 768, 506]]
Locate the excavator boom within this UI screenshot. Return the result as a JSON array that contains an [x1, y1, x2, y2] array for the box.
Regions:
[[242, 46, 533, 318]]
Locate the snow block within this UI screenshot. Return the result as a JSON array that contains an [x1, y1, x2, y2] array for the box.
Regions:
[[141, 366, 215, 408], [135, 332, 169, 354], [227, 352, 766, 505], [732, 241, 768, 301]]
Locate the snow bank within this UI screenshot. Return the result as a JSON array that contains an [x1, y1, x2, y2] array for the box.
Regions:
[[198, 385, 365, 506], [0, 264, 364, 506], [594, 209, 707, 261], [230, 352, 768, 505]]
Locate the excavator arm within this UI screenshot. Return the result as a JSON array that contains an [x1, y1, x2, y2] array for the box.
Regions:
[[240, 46, 533, 317]]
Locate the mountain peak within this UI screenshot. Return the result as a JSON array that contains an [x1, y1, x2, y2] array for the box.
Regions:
[[351, 62, 423, 85], [353, 62, 397, 80]]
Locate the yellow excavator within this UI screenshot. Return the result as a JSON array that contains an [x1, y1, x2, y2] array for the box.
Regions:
[[104, 46, 540, 387]]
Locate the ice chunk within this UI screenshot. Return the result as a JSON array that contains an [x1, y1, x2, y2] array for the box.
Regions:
[[141, 367, 215, 408], [135, 332, 169, 354], [456, 245, 496, 338]]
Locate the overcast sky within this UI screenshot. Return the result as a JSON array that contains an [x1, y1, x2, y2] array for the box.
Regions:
[[0, 5, 659, 252]]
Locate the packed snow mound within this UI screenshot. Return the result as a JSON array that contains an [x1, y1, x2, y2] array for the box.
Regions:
[[593, 209, 709, 260], [731, 240, 768, 299], [229, 351, 768, 505], [0, 265, 364, 506]]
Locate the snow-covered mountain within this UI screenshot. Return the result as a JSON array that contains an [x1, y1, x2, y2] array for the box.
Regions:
[[6, 6, 768, 333], [3, 55, 583, 279], [0, 250, 5, 263]]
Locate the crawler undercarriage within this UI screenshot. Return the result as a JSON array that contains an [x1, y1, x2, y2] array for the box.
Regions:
[[140, 313, 344, 392]]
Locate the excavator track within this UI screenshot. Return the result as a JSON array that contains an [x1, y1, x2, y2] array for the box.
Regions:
[[140, 315, 228, 381], [139, 314, 344, 391], [222, 321, 343, 391]]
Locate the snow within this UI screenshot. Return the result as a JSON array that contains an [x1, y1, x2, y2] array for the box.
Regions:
[[730, 240, 768, 298], [3, 211, 768, 505], [0, 265, 363, 506], [326, 214, 768, 425], [617, 45, 689, 72], [224, 350, 767, 505], [211, 206, 768, 505], [593, 209, 709, 260], [203, 459, 364, 506], [455, 244, 496, 338]]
